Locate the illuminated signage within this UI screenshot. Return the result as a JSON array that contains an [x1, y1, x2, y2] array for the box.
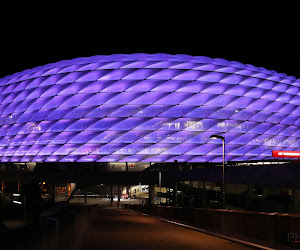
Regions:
[[272, 150, 300, 158]]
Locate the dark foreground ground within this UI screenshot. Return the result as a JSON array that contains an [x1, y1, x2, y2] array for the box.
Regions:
[[82, 209, 255, 250]]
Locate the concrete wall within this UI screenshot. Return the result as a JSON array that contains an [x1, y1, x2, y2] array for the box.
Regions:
[[0, 205, 97, 250], [128, 205, 300, 249]]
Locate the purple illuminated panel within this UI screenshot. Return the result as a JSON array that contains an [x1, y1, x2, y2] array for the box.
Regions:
[[1, 53, 300, 162]]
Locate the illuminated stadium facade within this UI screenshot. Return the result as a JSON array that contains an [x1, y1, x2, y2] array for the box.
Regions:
[[0, 53, 300, 163]]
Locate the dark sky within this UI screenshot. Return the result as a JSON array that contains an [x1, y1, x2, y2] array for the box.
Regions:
[[1, 5, 298, 79]]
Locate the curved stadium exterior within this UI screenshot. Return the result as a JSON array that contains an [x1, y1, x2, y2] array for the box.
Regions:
[[0, 53, 300, 163]]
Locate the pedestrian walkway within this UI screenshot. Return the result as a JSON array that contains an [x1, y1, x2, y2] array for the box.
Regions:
[[1, 220, 29, 230], [81, 209, 254, 250], [68, 196, 145, 208]]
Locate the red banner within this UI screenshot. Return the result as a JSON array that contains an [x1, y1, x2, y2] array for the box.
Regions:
[[272, 150, 300, 158]]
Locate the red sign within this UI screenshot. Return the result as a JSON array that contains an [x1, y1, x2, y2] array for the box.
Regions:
[[272, 150, 300, 158]]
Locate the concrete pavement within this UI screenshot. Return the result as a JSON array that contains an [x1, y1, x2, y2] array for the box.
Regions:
[[82, 209, 255, 250]]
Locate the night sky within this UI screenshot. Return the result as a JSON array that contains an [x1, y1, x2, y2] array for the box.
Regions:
[[1, 6, 298, 79]]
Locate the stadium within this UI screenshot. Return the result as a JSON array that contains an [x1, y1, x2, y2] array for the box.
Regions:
[[0, 53, 300, 163]]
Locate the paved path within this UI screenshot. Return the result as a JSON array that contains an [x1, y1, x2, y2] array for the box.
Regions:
[[82, 209, 254, 250]]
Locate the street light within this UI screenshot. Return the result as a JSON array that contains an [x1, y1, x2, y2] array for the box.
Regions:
[[210, 134, 225, 209]]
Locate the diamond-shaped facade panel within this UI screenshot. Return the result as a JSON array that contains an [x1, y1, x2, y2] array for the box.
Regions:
[[0, 53, 300, 162]]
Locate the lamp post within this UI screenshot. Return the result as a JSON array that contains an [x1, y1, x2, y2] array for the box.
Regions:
[[210, 135, 225, 209]]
